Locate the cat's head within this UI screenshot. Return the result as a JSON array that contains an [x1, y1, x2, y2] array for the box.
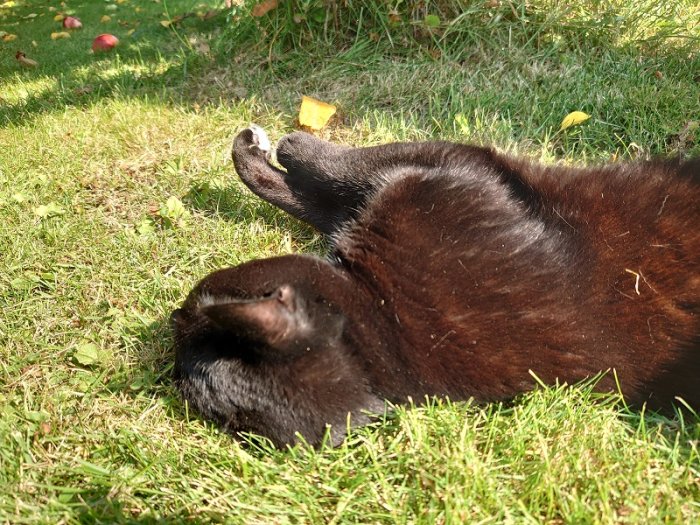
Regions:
[[171, 255, 382, 447]]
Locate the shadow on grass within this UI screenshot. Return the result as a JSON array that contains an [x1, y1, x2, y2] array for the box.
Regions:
[[183, 180, 324, 247], [0, 0, 234, 126], [3, 0, 699, 160]]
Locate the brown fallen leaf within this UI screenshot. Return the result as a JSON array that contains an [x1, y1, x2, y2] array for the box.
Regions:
[[39, 421, 51, 436], [252, 0, 278, 17], [15, 51, 38, 67]]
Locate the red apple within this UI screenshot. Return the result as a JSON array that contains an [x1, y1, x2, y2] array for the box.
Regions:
[[92, 34, 119, 52], [62, 16, 82, 29]]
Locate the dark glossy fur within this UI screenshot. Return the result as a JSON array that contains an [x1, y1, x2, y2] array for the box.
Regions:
[[172, 126, 700, 447]]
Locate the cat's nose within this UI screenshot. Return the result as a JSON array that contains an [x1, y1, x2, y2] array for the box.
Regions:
[[276, 284, 295, 310]]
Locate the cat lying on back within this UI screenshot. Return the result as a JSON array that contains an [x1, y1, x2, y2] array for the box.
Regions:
[[172, 125, 700, 447]]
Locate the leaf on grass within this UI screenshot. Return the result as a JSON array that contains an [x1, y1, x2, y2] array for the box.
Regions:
[[51, 31, 71, 40], [298, 95, 336, 131], [34, 202, 64, 218], [560, 111, 590, 131], [454, 113, 470, 135], [53, 14, 64, 21], [10, 275, 38, 291], [25, 410, 49, 423], [136, 217, 156, 236], [162, 196, 187, 217], [38, 421, 51, 436], [252, 0, 278, 17], [73, 343, 102, 366], [100, 15, 111, 23], [2, 33, 18, 42], [424, 14, 441, 28], [160, 20, 171, 28], [130, 371, 156, 391], [15, 51, 38, 67], [156, 196, 189, 228]]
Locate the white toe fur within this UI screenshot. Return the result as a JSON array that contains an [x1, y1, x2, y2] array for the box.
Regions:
[[248, 124, 271, 152]]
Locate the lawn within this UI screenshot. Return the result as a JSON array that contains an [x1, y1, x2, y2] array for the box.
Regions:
[[1, 0, 699, 523]]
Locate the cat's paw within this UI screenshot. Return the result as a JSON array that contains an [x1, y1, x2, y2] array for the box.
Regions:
[[232, 125, 273, 164], [248, 124, 271, 153]]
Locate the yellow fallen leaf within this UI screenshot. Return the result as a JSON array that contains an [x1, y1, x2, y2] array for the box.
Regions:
[[160, 20, 171, 27], [127, 29, 135, 36], [560, 111, 590, 131], [2, 33, 17, 42], [51, 31, 71, 40], [100, 15, 111, 23], [298, 96, 336, 131], [54, 14, 65, 21]]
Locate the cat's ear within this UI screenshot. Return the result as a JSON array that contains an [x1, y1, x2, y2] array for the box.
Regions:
[[200, 285, 300, 347]]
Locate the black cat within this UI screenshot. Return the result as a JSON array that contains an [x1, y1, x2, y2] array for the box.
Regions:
[[172, 125, 700, 447]]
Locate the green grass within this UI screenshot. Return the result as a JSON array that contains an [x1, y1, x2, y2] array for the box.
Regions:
[[1, 0, 699, 522]]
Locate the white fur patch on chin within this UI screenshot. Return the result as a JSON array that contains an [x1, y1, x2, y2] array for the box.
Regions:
[[248, 124, 271, 153]]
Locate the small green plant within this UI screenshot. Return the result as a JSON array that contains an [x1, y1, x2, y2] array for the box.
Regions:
[[156, 196, 190, 229]]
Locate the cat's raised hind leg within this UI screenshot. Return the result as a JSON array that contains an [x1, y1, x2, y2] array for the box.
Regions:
[[232, 126, 308, 221], [233, 126, 353, 234]]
